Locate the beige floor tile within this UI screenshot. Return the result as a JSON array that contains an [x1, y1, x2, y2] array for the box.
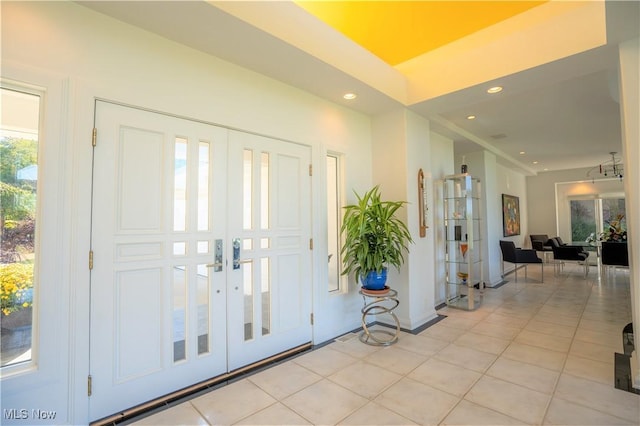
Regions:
[[329, 335, 382, 359], [393, 332, 449, 356], [434, 344, 498, 373], [578, 318, 619, 333], [191, 379, 276, 425], [544, 397, 636, 425], [131, 403, 208, 425], [441, 399, 524, 425], [234, 402, 311, 425], [482, 312, 530, 328], [574, 327, 623, 350], [419, 323, 467, 342], [454, 331, 511, 355], [563, 354, 613, 385], [292, 345, 358, 377], [374, 377, 459, 425], [532, 312, 582, 327], [364, 345, 428, 375], [328, 360, 402, 399], [248, 360, 322, 399], [486, 356, 559, 394], [465, 375, 550, 424], [338, 401, 418, 425], [515, 329, 572, 353], [471, 321, 521, 340], [569, 339, 617, 363], [407, 357, 481, 397], [438, 315, 478, 330], [525, 319, 577, 338], [579, 318, 628, 334], [554, 373, 640, 423], [581, 310, 631, 324], [281, 379, 368, 425]]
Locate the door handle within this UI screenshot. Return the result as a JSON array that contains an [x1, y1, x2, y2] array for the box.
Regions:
[[210, 239, 223, 272], [233, 238, 253, 269], [233, 258, 253, 268], [233, 238, 240, 270]]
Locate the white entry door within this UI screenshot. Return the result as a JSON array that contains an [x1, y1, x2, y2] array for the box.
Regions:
[[89, 103, 312, 421], [226, 131, 312, 370], [89, 102, 229, 421]]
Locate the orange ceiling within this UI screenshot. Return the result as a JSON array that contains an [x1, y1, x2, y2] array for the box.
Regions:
[[296, 1, 547, 66]]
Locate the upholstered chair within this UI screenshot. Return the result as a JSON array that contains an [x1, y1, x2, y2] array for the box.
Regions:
[[499, 240, 544, 282]]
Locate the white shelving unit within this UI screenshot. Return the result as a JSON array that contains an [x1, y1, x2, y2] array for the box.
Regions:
[[443, 174, 484, 310]]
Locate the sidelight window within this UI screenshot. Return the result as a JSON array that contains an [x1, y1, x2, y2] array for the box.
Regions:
[[0, 87, 41, 368], [326, 154, 343, 292]]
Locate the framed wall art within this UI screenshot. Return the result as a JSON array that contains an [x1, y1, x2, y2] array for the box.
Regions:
[[502, 194, 521, 236]]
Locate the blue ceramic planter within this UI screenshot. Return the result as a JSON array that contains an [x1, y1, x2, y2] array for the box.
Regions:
[[361, 268, 388, 290]]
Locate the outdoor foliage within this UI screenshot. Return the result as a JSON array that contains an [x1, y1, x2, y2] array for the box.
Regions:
[[570, 200, 596, 241], [0, 263, 33, 315], [1, 137, 37, 313], [1, 137, 37, 225]]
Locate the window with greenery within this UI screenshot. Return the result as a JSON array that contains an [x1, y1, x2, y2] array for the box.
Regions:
[[570, 197, 626, 243], [570, 200, 597, 242], [326, 154, 342, 292], [1, 87, 40, 368]]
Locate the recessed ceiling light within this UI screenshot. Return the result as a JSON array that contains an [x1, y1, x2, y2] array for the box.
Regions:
[[487, 86, 503, 94], [544, 168, 549, 171], [533, 161, 539, 164], [466, 115, 476, 120], [519, 151, 525, 155], [343, 93, 357, 100]]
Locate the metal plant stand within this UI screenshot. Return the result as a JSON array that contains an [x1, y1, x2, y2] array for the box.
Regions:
[[359, 288, 400, 346]]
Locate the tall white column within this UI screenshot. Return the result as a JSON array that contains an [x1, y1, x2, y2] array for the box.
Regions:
[[619, 36, 640, 388], [371, 108, 439, 329]]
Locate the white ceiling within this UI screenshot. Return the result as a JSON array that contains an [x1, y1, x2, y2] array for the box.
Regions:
[[78, 1, 639, 176]]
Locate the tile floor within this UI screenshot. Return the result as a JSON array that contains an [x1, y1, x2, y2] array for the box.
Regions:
[[130, 264, 639, 425]]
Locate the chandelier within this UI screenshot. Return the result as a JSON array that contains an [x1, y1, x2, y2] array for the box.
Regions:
[[587, 152, 624, 182]]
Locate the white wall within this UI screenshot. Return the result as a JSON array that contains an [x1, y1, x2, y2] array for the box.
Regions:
[[2, 1, 378, 422], [405, 110, 438, 327], [526, 167, 593, 239], [370, 108, 441, 329]]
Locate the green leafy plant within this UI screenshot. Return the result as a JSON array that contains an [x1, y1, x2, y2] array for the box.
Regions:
[[340, 186, 413, 280]]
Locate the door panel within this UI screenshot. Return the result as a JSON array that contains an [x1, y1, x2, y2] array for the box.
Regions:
[[227, 131, 312, 370], [90, 102, 228, 421]]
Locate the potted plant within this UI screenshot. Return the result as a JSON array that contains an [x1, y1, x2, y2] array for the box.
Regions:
[[340, 186, 413, 290]]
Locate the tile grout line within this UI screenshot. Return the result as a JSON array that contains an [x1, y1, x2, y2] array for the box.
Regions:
[[538, 270, 589, 425]]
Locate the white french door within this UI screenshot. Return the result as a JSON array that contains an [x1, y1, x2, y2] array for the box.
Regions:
[[89, 102, 312, 421], [226, 130, 312, 370], [89, 102, 229, 420]]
